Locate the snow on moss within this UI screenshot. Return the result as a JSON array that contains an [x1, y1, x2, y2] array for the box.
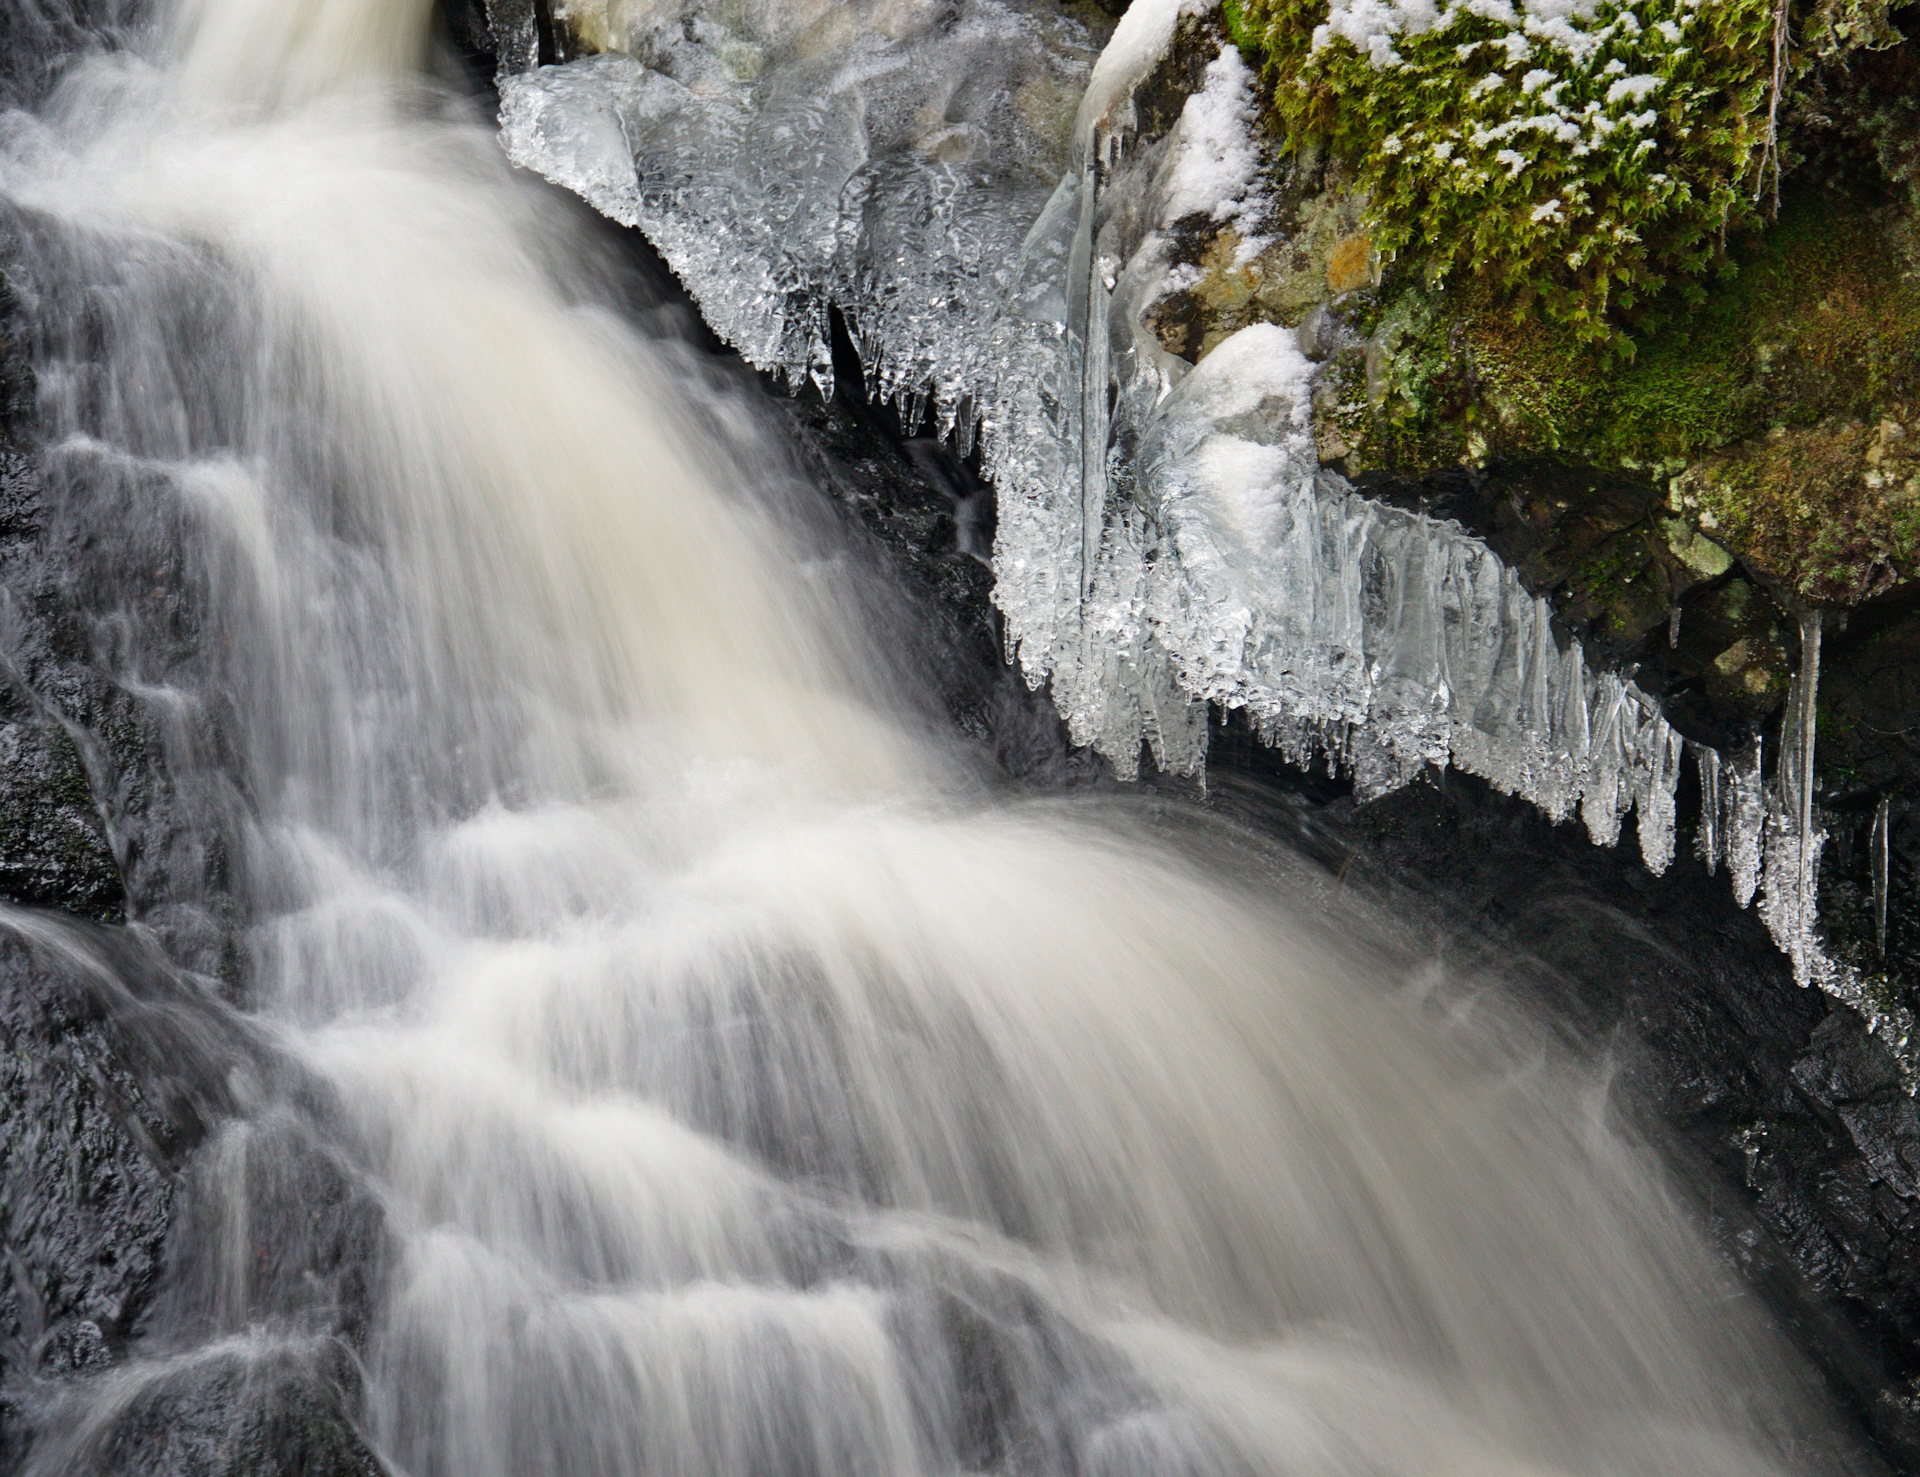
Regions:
[[1244, 0, 1779, 343]]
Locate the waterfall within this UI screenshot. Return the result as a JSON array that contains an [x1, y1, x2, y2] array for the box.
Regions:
[[0, 0, 1866, 1471]]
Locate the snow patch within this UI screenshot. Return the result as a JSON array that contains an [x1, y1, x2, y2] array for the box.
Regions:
[[1161, 47, 1266, 230]]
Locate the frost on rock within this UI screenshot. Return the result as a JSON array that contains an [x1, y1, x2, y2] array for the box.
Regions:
[[497, 0, 1916, 1075]]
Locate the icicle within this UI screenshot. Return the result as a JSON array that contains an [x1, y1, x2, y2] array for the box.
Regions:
[[1695, 743, 1723, 875], [1728, 738, 1765, 908], [952, 396, 976, 459], [1794, 611, 1822, 948], [1761, 612, 1824, 984], [1079, 257, 1112, 604], [1635, 715, 1685, 875], [1065, 133, 1107, 604], [1581, 675, 1629, 848], [1874, 793, 1891, 959]]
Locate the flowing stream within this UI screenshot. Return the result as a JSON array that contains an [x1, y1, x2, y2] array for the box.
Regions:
[[0, 1, 1866, 1472]]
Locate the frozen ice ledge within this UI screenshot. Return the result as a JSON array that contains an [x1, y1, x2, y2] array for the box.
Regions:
[[490, 0, 1912, 1071]]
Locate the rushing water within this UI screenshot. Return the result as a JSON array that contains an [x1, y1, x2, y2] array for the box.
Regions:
[[0, 1, 1868, 1472]]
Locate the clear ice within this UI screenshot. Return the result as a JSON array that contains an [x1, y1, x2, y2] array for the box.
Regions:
[[493, 0, 1916, 1074]]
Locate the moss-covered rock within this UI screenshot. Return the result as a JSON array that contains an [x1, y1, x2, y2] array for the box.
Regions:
[[1236, 0, 1907, 341], [1675, 416, 1920, 605], [1242, 0, 1786, 341], [1145, 2, 1920, 631], [1308, 189, 1920, 607]]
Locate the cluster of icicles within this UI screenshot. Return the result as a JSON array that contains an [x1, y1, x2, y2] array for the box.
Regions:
[[487, 0, 1913, 1074]]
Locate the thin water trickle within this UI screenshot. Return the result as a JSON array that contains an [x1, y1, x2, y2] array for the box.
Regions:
[[0, 1, 1864, 1471]]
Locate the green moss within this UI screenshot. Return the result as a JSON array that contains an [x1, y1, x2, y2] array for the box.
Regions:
[[1236, 0, 1908, 345], [1340, 189, 1919, 446], [1242, 0, 1778, 343], [1220, 0, 1261, 56], [1302, 182, 1920, 600], [1596, 196, 1920, 459]]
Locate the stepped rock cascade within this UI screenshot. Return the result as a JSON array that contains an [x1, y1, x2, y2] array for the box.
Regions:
[[0, 0, 1882, 1471], [495, 0, 1912, 1064]]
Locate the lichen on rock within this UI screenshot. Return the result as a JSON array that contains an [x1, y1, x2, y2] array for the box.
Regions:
[[1675, 416, 1920, 605]]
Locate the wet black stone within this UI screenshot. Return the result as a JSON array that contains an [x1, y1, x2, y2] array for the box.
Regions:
[[0, 684, 124, 924], [40, 1339, 384, 1477], [0, 916, 273, 1469], [146, 1112, 393, 1358], [0, 937, 174, 1392]]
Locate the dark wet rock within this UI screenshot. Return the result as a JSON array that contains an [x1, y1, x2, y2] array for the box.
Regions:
[[0, 919, 264, 1463], [26, 1337, 384, 1477], [1348, 448, 1920, 1069], [0, 936, 175, 1404], [1798, 1010, 1910, 1111], [147, 1112, 392, 1358], [0, 906, 390, 1474], [0, 679, 123, 924], [1194, 733, 1920, 1468], [0, 287, 122, 927]]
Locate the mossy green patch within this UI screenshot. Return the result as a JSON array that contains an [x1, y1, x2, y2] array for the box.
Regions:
[[1316, 188, 1920, 601], [1596, 196, 1920, 459], [1420, 191, 1920, 459], [1241, 0, 1780, 343], [1673, 416, 1920, 602], [1234, 0, 1906, 345]]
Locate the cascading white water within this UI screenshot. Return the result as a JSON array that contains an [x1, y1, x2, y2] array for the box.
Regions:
[[0, 1, 1864, 1472]]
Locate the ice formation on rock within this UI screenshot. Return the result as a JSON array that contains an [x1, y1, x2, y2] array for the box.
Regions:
[[491, 0, 1915, 1071], [496, 0, 1105, 431]]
